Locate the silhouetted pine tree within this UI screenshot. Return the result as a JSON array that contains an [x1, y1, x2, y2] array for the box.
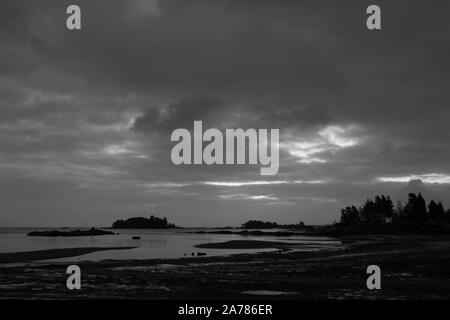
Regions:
[[340, 206, 360, 225], [404, 193, 427, 225], [357, 194, 393, 223], [428, 200, 446, 225]]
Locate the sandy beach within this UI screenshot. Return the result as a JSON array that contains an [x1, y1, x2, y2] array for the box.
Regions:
[[1, 235, 450, 299]]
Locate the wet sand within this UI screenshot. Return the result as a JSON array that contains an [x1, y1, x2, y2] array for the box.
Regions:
[[196, 240, 298, 249], [0, 247, 136, 264], [1, 236, 450, 299]]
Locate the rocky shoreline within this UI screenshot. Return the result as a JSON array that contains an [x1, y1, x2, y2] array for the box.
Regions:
[[27, 227, 115, 237], [1, 235, 450, 299]]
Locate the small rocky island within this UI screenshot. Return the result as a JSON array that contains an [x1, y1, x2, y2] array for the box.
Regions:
[[112, 215, 177, 229], [27, 227, 115, 237]]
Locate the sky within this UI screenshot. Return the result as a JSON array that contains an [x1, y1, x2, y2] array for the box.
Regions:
[[0, 0, 450, 227]]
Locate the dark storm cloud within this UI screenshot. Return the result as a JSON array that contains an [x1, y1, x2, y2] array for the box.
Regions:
[[1, 0, 450, 226], [257, 103, 333, 131], [132, 95, 223, 133]]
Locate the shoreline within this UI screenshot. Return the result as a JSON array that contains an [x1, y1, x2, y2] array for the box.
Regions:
[[1, 235, 450, 299]]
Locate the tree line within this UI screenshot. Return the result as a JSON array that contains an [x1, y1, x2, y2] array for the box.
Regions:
[[242, 220, 306, 229], [340, 193, 450, 226]]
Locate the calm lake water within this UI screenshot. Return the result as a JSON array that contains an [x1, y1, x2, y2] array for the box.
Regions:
[[0, 228, 340, 264]]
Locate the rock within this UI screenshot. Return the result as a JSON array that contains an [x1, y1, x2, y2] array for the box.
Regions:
[[27, 228, 115, 237]]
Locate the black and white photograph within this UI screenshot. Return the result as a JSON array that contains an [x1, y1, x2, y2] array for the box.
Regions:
[[1, 0, 450, 311]]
